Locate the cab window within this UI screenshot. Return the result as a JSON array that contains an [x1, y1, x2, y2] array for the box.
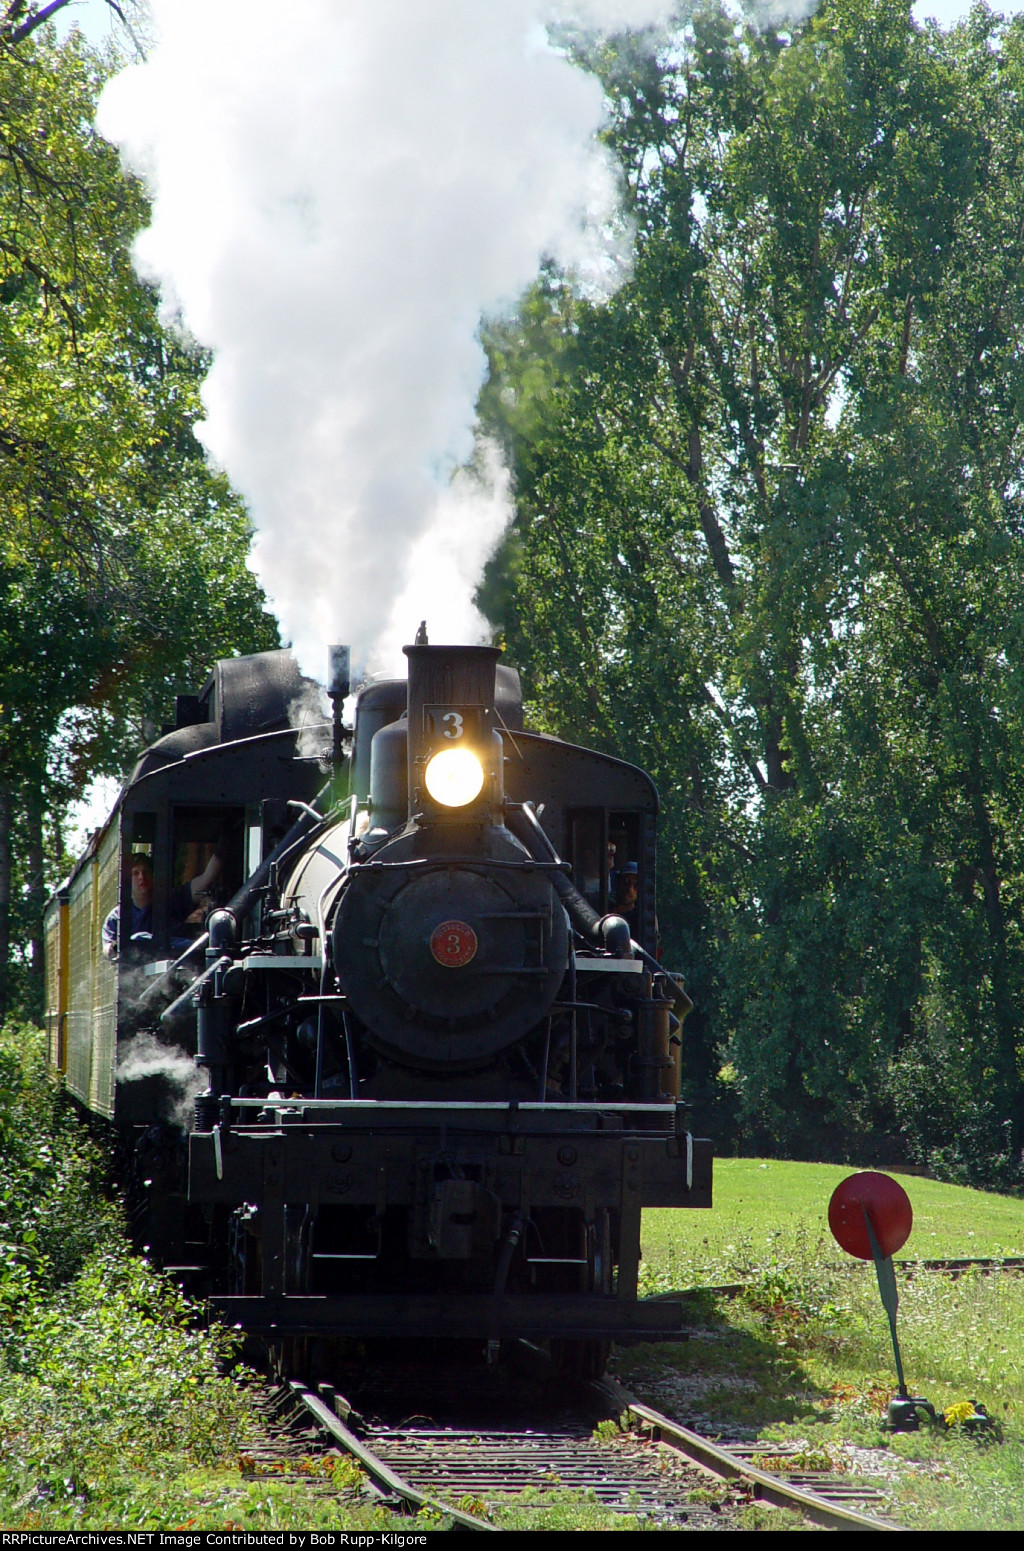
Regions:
[[566, 808, 641, 919], [567, 809, 605, 911], [170, 807, 244, 948]]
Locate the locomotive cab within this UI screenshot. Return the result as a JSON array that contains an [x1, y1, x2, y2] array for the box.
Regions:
[[42, 648, 326, 1124]]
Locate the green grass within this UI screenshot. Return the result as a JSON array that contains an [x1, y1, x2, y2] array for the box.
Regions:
[[640, 1158, 1024, 1284], [484, 1492, 654, 1530], [622, 1159, 1024, 1531]]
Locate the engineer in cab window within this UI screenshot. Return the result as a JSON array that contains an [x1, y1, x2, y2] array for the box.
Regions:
[[170, 845, 224, 949], [102, 850, 223, 959], [612, 860, 639, 922]]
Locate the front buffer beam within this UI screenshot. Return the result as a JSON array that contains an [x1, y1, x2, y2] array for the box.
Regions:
[[189, 1099, 712, 1341]]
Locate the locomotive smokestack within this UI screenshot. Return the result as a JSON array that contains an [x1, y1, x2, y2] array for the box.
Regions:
[[327, 644, 351, 767], [403, 643, 503, 821]]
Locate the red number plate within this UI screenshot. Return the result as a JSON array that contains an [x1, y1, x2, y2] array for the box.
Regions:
[[429, 919, 478, 968]]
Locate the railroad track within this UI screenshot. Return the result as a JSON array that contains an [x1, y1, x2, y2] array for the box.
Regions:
[[599, 1381, 898, 1532], [901, 1255, 1024, 1275], [654, 1254, 1024, 1303], [217, 1257, 1017, 1527], [281, 1352, 901, 1531]]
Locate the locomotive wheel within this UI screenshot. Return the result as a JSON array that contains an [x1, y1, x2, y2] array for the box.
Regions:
[[550, 1338, 611, 1381]]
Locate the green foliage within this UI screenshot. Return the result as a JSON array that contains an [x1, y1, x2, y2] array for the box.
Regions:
[[0, 1244, 410, 1531], [736, 1501, 812, 1530], [0, 1021, 412, 1531], [0, 1020, 120, 1287], [1, 1249, 248, 1458], [486, 1486, 649, 1531], [0, 25, 279, 1020], [621, 1172, 1024, 1528], [889, 1036, 1024, 1189], [481, 0, 1024, 1167], [687, 1483, 730, 1505], [634, 1165, 1024, 1529], [0, 1018, 247, 1521]]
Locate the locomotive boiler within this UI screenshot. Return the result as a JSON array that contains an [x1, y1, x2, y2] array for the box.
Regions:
[[44, 635, 712, 1376]]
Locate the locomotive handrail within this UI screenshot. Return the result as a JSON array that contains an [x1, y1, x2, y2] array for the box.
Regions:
[[353, 855, 570, 872], [286, 798, 324, 823], [220, 1097, 680, 1111], [629, 939, 694, 1015], [507, 801, 633, 958], [160, 954, 233, 1029]]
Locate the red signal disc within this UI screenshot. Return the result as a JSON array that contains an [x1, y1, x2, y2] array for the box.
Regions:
[[429, 919, 478, 968], [828, 1171, 913, 1260]]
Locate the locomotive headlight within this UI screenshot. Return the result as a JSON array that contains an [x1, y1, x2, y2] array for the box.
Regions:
[[424, 746, 485, 807]]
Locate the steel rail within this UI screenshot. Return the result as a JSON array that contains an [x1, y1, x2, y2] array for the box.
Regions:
[[288, 1381, 497, 1531], [291, 1369, 745, 1528], [292, 1359, 900, 1532], [902, 1255, 1024, 1274], [593, 1379, 901, 1532]]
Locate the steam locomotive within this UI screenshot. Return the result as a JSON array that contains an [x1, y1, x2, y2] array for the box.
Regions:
[[44, 635, 711, 1376]]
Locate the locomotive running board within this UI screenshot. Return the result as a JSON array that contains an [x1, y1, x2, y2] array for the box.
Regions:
[[207, 1292, 693, 1343]]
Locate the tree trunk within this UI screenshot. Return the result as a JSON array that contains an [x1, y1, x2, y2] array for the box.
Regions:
[[967, 782, 1021, 1135], [25, 783, 46, 1024], [0, 784, 11, 1026]]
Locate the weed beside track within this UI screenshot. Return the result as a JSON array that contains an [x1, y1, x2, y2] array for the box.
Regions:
[[620, 1245, 1024, 1530]]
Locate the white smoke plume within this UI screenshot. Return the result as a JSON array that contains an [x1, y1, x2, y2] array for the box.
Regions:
[[97, 1, 676, 677], [288, 680, 333, 765], [116, 1030, 206, 1128]]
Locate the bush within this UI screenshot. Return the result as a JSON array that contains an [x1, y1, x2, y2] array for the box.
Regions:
[[0, 1247, 250, 1474], [0, 1021, 258, 1527], [0, 1021, 122, 1286]]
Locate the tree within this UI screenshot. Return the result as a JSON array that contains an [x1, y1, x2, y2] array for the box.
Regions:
[[1, 2, 128, 49], [0, 24, 277, 1021], [482, 0, 1024, 1174]]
